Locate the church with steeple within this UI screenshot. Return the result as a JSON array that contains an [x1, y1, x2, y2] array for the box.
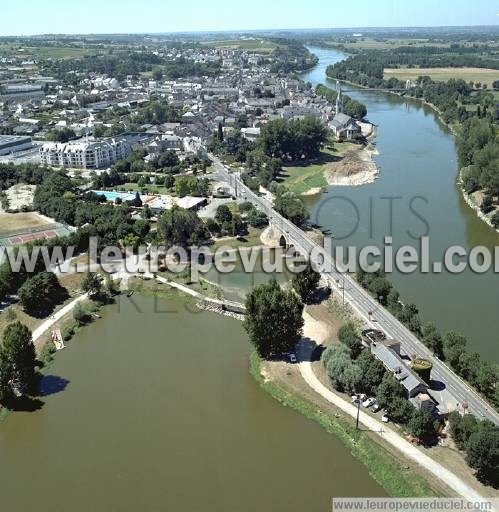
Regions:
[[328, 80, 361, 140], [335, 80, 343, 114]]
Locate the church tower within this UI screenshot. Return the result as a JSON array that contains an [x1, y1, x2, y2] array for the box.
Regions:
[[335, 80, 343, 114]]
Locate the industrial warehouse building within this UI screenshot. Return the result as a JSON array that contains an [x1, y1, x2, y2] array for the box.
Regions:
[[0, 135, 34, 155]]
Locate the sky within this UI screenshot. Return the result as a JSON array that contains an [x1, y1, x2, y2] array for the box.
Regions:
[[1, 0, 498, 36]]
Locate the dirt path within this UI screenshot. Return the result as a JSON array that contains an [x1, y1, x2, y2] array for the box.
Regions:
[[296, 313, 486, 501], [32, 293, 89, 345]]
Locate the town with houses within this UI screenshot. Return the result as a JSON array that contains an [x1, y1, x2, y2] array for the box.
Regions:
[[0, 24, 498, 507], [0, 42, 364, 172]]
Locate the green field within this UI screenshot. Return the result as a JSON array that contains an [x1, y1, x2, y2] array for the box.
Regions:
[[117, 182, 169, 195], [384, 67, 499, 87], [0, 44, 101, 59], [326, 37, 499, 51], [202, 38, 277, 53], [328, 37, 453, 51]]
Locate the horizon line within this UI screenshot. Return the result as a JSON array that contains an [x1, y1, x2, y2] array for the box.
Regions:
[[1, 24, 499, 38]]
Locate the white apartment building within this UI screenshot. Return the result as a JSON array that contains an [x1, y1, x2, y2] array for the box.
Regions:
[[39, 138, 131, 169]]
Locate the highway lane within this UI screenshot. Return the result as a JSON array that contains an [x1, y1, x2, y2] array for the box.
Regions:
[[210, 155, 499, 425]]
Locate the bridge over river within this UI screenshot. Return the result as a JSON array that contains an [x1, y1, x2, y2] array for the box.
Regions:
[[209, 154, 499, 426]]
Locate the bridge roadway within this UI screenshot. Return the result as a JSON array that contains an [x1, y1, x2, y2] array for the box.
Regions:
[[209, 154, 499, 426]]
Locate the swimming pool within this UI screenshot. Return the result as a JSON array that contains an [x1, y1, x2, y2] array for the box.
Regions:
[[92, 190, 136, 202]]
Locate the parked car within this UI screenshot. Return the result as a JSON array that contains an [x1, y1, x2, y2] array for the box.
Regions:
[[289, 353, 297, 363], [362, 397, 375, 408], [370, 404, 381, 413], [381, 414, 390, 423]]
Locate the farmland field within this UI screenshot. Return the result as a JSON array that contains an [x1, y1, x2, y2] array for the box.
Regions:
[[384, 67, 499, 87]]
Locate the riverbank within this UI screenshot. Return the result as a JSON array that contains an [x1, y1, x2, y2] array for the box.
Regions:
[[325, 144, 379, 187], [255, 300, 498, 499], [281, 142, 379, 194], [458, 170, 499, 234]]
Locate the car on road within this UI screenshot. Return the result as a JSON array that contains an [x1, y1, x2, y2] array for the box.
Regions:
[[289, 353, 297, 363], [362, 397, 375, 408]]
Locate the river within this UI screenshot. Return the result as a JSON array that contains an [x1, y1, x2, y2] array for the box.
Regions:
[[0, 294, 384, 511], [301, 47, 499, 361]]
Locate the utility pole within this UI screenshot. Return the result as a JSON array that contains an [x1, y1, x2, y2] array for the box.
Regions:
[[356, 399, 361, 430]]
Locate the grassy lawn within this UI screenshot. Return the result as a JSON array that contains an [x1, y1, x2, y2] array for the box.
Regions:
[[384, 67, 499, 87], [281, 143, 354, 195], [209, 227, 264, 252]]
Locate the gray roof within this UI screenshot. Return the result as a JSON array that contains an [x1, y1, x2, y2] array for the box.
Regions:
[[333, 112, 352, 125], [371, 342, 427, 394]]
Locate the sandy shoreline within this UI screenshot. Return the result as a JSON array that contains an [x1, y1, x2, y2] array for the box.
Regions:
[[458, 170, 499, 234], [325, 145, 379, 187]]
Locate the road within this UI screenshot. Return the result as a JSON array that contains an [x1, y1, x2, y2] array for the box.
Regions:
[[209, 154, 499, 426]]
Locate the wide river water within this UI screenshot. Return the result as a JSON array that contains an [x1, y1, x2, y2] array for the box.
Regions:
[[0, 294, 384, 511], [302, 47, 499, 361]]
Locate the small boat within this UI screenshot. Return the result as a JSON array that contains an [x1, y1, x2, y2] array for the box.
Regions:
[[127, 290, 134, 298]]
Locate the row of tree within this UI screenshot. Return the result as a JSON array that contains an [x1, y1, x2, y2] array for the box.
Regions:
[[458, 117, 499, 222]]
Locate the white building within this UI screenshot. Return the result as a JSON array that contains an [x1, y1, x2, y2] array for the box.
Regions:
[[40, 138, 131, 169]]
